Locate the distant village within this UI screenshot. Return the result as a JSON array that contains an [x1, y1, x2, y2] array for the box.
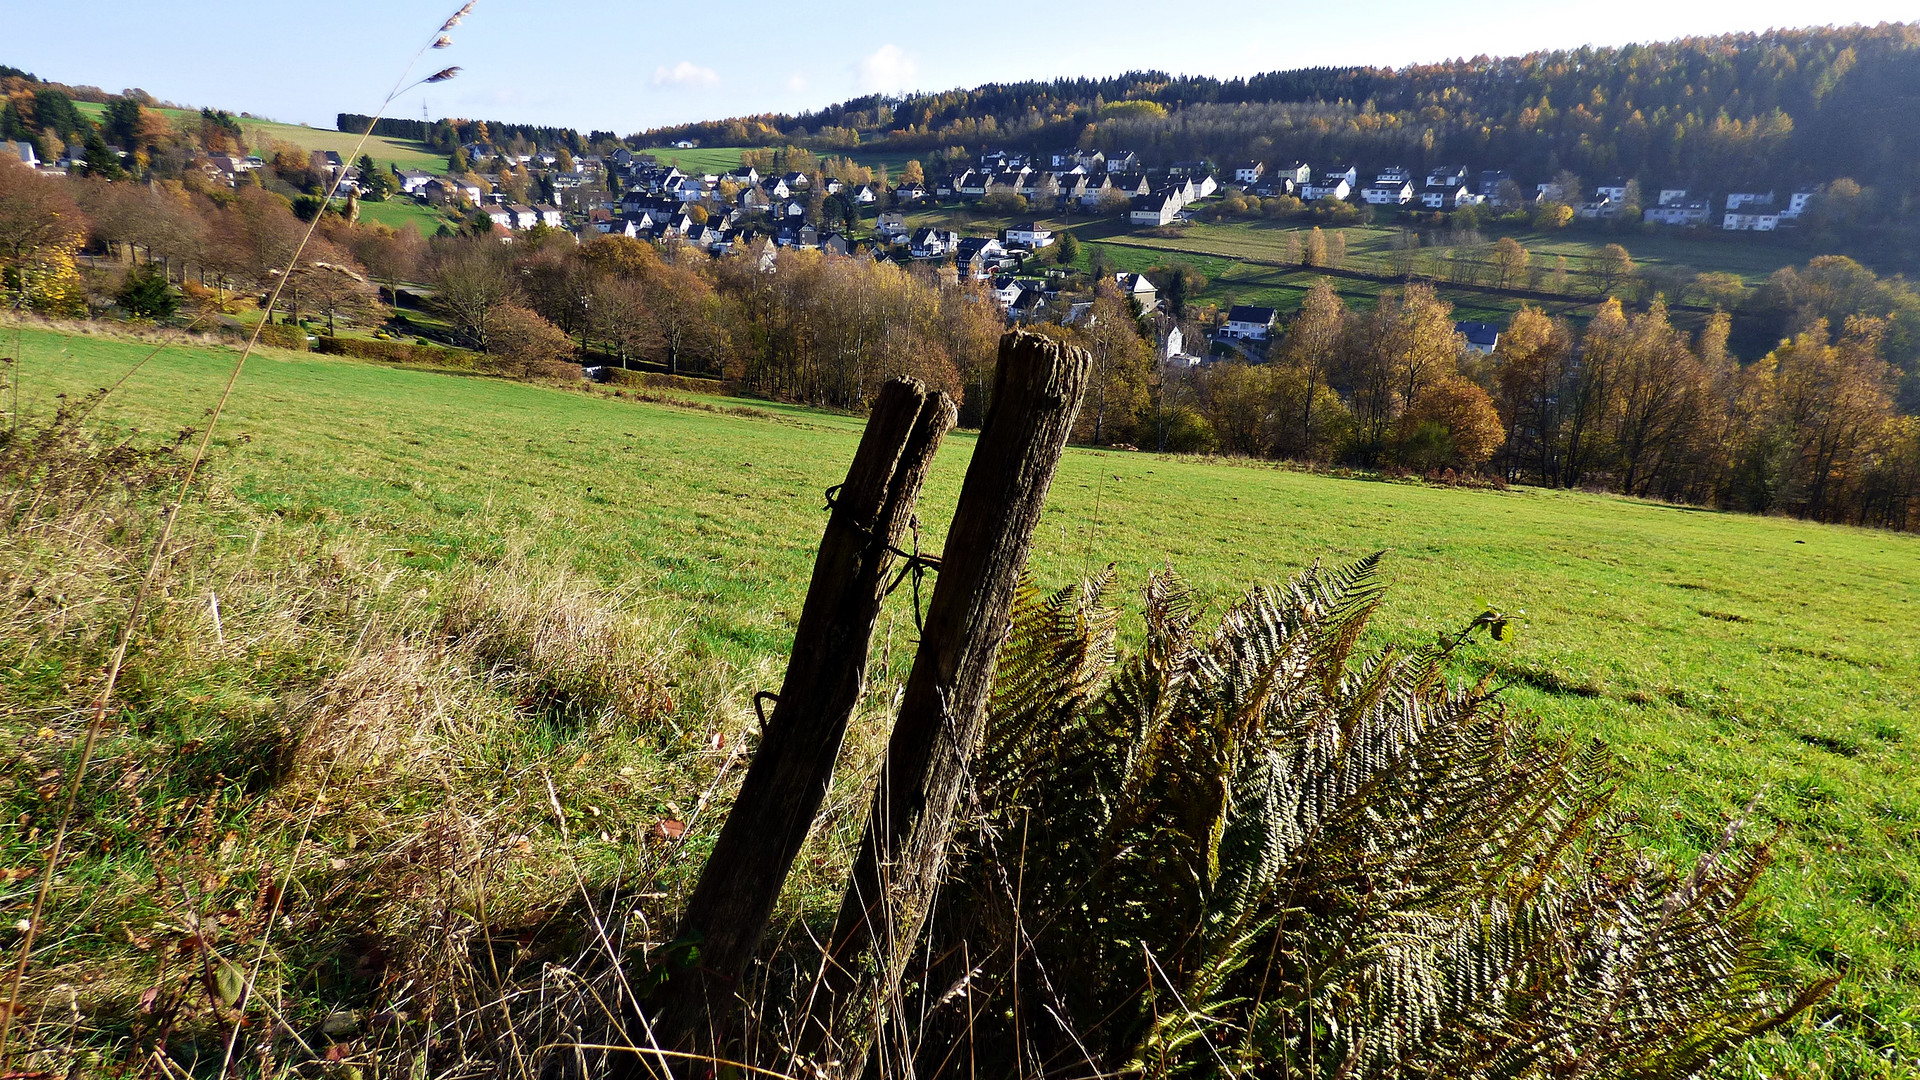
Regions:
[[0, 133, 1826, 357]]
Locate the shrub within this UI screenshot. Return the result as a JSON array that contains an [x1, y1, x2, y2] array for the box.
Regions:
[[900, 559, 1829, 1077], [250, 321, 308, 351], [313, 334, 476, 368], [115, 266, 179, 320]]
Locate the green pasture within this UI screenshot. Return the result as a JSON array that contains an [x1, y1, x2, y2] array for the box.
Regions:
[[9, 326, 1918, 1071], [72, 100, 447, 173]]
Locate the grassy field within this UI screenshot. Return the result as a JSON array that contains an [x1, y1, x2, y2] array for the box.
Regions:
[[73, 100, 447, 173], [642, 145, 748, 174], [350, 195, 456, 234], [8, 325, 1919, 1071]]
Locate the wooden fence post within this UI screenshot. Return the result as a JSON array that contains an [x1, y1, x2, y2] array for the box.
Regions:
[[632, 376, 956, 1072], [796, 331, 1092, 1068]]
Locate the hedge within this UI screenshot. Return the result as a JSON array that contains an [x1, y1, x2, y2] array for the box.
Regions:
[[606, 369, 738, 396], [314, 336, 478, 368], [249, 323, 308, 351]]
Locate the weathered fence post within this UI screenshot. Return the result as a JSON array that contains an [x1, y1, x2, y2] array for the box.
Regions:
[[797, 331, 1092, 1067], [631, 376, 956, 1072]]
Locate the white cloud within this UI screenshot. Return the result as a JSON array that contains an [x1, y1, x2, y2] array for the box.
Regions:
[[856, 44, 917, 93], [786, 71, 808, 93], [653, 61, 719, 88]]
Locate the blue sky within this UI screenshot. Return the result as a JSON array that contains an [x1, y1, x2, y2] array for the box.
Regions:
[[7, 1, 1915, 136]]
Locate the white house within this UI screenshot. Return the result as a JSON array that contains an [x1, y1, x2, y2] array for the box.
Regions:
[[1420, 183, 1477, 210], [1644, 199, 1713, 225], [1657, 188, 1690, 207], [852, 184, 877, 204], [1275, 161, 1313, 186], [1, 141, 37, 167], [1575, 197, 1617, 220], [1129, 193, 1180, 226], [1104, 151, 1140, 173], [1455, 321, 1501, 355], [1723, 210, 1780, 231], [875, 211, 909, 243], [1779, 191, 1817, 219], [1233, 161, 1265, 184], [1595, 181, 1631, 203], [1113, 272, 1158, 310], [1219, 304, 1277, 341], [1301, 176, 1351, 201], [1004, 222, 1054, 248], [989, 275, 1025, 311], [909, 227, 960, 258], [1426, 165, 1469, 189], [1726, 191, 1774, 210], [535, 203, 564, 228], [1362, 176, 1415, 205]]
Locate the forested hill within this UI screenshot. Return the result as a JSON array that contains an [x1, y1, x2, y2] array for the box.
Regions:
[[642, 24, 1920, 194]]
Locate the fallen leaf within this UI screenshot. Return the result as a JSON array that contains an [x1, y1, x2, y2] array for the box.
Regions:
[[650, 819, 687, 841]]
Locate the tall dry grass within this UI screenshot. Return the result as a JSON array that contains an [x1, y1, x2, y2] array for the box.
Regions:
[[0, 405, 788, 1078]]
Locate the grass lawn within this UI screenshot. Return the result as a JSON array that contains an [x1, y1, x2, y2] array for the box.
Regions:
[[10, 325, 1919, 1070], [641, 145, 749, 174], [351, 196, 456, 235], [73, 101, 447, 174]]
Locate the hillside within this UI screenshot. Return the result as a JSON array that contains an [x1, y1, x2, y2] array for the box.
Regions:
[[5, 324, 1916, 1071]]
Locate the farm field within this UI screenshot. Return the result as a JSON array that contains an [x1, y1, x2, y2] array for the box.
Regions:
[[9, 325, 1919, 1069], [642, 145, 748, 174], [886, 200, 1813, 325], [349, 195, 457, 234], [72, 101, 447, 173]]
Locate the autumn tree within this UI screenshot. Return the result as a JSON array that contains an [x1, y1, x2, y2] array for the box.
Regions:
[[1073, 279, 1155, 445], [1594, 243, 1636, 297], [1274, 278, 1346, 456], [1492, 237, 1530, 290], [429, 240, 516, 349], [0, 156, 88, 314], [486, 301, 576, 379], [1491, 305, 1574, 483], [1390, 375, 1506, 471]]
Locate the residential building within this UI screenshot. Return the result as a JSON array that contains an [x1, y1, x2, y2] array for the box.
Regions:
[[1004, 222, 1054, 248], [1455, 321, 1501, 354], [875, 211, 910, 244], [1779, 191, 1817, 219], [1426, 165, 1469, 189], [1575, 197, 1617, 220], [1726, 191, 1774, 210], [1219, 305, 1278, 341], [1362, 171, 1415, 205], [1275, 161, 1313, 187], [908, 227, 959, 258], [1420, 183, 1476, 210], [1644, 199, 1713, 225], [1233, 161, 1265, 184], [1724, 210, 1780, 231], [1301, 174, 1352, 201], [1129, 193, 1180, 226], [1114, 272, 1158, 310]]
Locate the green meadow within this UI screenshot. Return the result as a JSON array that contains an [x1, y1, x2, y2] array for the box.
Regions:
[[9, 324, 1919, 1069], [72, 101, 447, 173]]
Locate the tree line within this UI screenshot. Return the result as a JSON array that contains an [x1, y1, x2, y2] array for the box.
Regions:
[[1129, 271, 1919, 531], [5, 146, 1914, 531]]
